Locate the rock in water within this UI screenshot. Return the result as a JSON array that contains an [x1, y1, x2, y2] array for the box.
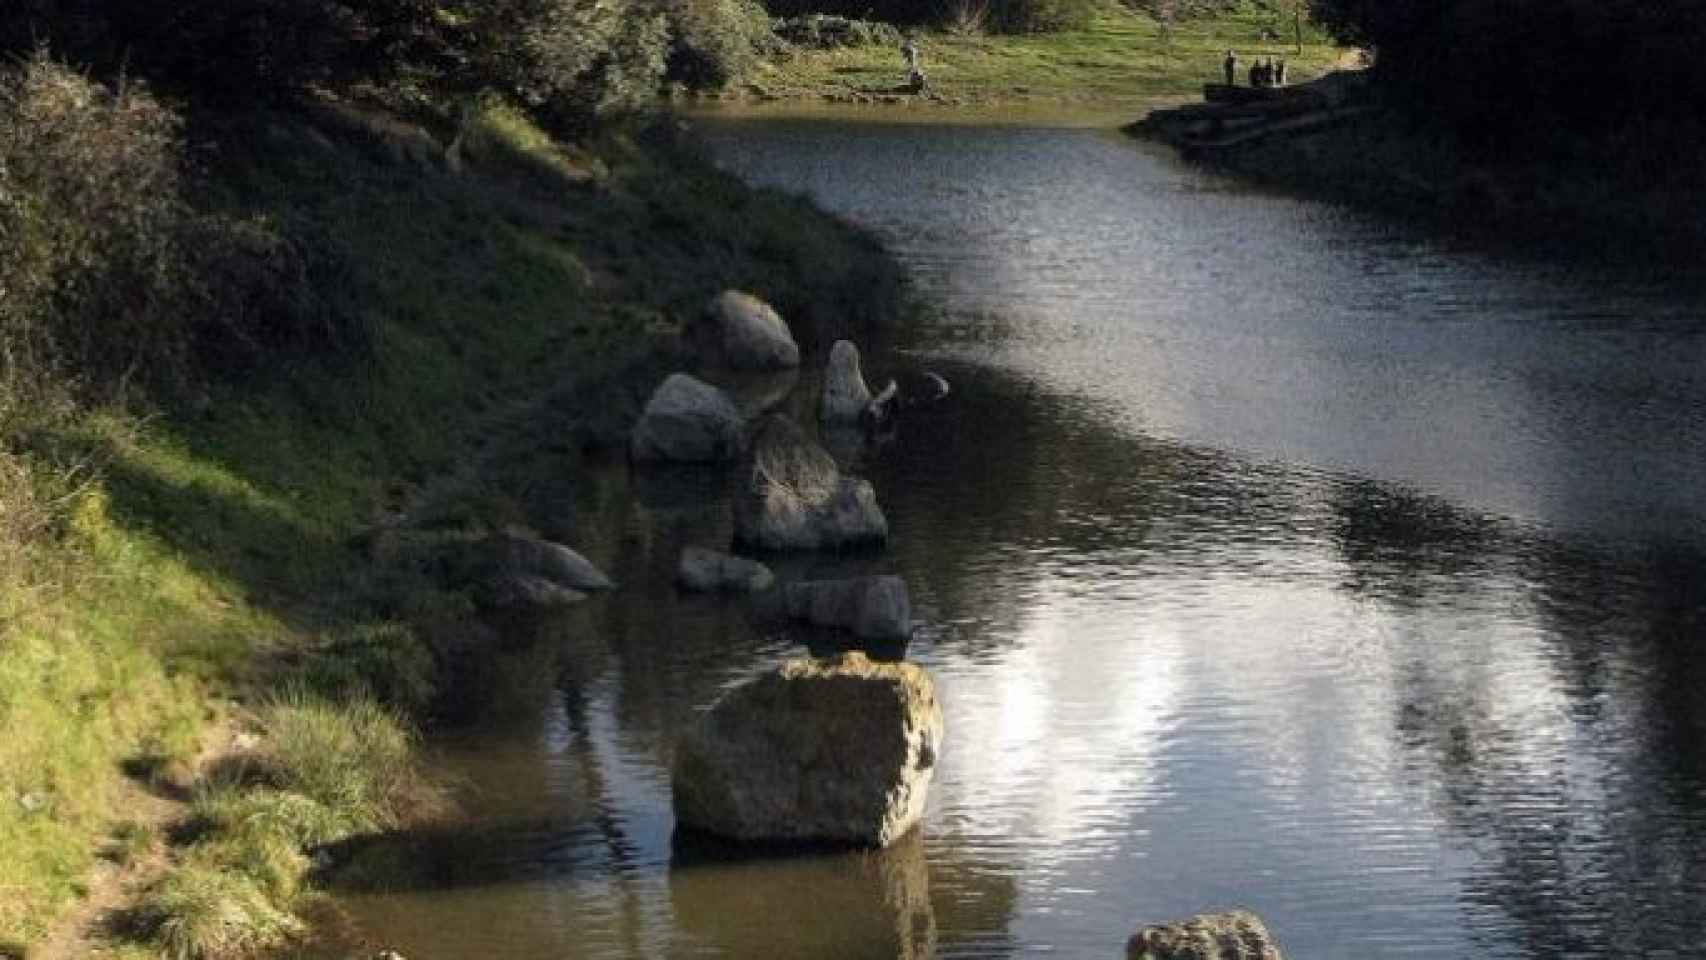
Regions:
[[486, 574, 586, 611], [672, 652, 943, 847], [820, 340, 873, 423], [689, 291, 801, 371], [474, 533, 614, 591], [630, 373, 745, 463], [733, 416, 887, 550], [1126, 910, 1285, 960], [784, 575, 912, 640], [677, 546, 776, 593]]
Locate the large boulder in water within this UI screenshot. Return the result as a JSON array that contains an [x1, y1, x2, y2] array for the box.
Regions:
[[733, 416, 887, 551], [820, 340, 873, 424], [671, 652, 943, 847], [677, 546, 776, 593], [1126, 910, 1286, 960], [784, 575, 912, 641], [687, 291, 801, 372], [630, 373, 745, 463]]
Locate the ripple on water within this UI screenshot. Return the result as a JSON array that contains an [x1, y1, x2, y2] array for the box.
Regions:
[[330, 118, 1706, 959]]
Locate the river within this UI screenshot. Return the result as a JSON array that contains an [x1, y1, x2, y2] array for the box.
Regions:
[[329, 113, 1706, 959]]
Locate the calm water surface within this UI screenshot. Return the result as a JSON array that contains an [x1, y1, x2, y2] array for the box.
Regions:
[[334, 116, 1706, 958]]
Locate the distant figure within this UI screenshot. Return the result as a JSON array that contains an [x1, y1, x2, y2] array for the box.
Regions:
[[900, 34, 926, 93], [1248, 59, 1260, 87], [1274, 58, 1287, 86], [1223, 49, 1238, 87]]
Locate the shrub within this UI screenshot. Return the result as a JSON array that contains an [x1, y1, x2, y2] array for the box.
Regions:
[[772, 15, 904, 49], [138, 865, 302, 960], [254, 691, 441, 834], [0, 52, 189, 388], [989, 0, 1098, 33], [0, 53, 351, 399], [666, 0, 773, 88]]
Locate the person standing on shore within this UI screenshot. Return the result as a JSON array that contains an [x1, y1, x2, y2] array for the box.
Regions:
[[1274, 58, 1287, 86], [1224, 49, 1238, 86], [901, 33, 926, 92]]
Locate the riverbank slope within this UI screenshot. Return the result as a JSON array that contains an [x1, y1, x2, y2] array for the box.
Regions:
[[0, 84, 900, 956]]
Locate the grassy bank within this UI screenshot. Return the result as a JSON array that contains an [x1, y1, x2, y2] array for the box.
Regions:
[[743, 4, 1343, 108], [0, 78, 901, 955]]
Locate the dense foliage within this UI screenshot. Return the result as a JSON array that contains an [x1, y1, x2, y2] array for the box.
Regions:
[[1310, 0, 1706, 145], [762, 0, 1098, 34], [0, 54, 350, 399], [0, 0, 770, 119]]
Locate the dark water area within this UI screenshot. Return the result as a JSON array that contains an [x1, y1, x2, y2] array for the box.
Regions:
[[331, 116, 1706, 958]]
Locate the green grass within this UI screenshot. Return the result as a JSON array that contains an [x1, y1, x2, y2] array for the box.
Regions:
[[137, 692, 435, 958], [0, 93, 902, 951], [138, 865, 304, 960], [751, 4, 1344, 108]]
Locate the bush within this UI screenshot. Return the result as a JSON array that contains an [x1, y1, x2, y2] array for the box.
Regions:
[[1311, 0, 1706, 149], [254, 691, 440, 834], [0, 52, 189, 387], [0, 53, 354, 399], [667, 0, 773, 88], [989, 0, 1098, 33], [138, 865, 302, 960], [772, 15, 903, 49]]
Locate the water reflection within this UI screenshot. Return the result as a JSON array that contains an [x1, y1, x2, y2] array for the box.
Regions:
[[332, 120, 1706, 959]]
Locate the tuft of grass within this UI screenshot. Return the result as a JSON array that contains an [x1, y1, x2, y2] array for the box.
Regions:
[[138, 865, 303, 960], [189, 782, 348, 853], [254, 692, 441, 836]]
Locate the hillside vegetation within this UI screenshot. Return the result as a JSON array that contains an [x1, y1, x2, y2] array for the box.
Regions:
[[0, 2, 898, 950]]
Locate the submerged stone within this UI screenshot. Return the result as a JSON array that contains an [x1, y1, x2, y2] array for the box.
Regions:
[[472, 533, 614, 591], [630, 373, 746, 463], [677, 546, 775, 593], [784, 575, 912, 641]]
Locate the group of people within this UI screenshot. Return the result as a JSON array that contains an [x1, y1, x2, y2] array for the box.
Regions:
[[1222, 50, 1286, 88]]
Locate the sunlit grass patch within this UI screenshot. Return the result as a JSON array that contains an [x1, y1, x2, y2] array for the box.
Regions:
[[253, 691, 444, 833], [759, 4, 1344, 106], [137, 865, 303, 960]]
